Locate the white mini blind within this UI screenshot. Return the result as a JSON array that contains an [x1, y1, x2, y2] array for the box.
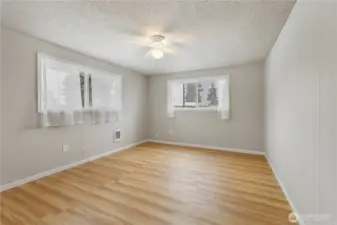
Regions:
[[38, 53, 122, 127]]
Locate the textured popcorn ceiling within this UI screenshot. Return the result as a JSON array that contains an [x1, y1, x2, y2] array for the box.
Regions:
[[2, 0, 295, 75]]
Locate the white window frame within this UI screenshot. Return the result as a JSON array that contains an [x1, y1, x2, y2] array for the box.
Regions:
[[84, 67, 122, 112], [37, 53, 84, 113], [37, 53, 123, 126], [170, 76, 228, 111], [37, 53, 122, 112], [167, 75, 230, 119]]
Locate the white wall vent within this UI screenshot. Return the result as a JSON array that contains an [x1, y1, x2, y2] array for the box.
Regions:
[[114, 129, 121, 142]]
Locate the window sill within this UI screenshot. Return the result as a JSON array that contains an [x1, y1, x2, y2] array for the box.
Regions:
[[174, 107, 218, 111]]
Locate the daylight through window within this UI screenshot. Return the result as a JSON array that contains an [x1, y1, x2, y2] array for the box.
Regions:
[[167, 75, 230, 119], [38, 53, 122, 127]]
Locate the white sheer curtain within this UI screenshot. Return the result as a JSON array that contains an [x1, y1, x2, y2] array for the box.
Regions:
[[216, 75, 230, 119], [38, 54, 122, 127], [167, 81, 175, 118], [89, 72, 122, 124], [38, 54, 84, 127]]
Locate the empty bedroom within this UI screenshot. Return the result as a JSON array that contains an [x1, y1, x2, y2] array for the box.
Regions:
[[0, 0, 336, 225]]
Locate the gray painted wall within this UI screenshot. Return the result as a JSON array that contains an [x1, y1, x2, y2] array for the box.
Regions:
[[0, 27, 148, 184], [0, 1, 3, 185], [148, 62, 265, 152], [265, 1, 337, 224]]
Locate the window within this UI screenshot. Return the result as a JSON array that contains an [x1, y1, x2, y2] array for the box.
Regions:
[[173, 81, 219, 109], [38, 53, 122, 127], [167, 75, 230, 119]]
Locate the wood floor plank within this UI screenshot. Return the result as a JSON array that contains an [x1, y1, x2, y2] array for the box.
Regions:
[[0, 142, 296, 225]]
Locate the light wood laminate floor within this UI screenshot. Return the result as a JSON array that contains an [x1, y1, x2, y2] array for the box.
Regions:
[[0, 142, 295, 225]]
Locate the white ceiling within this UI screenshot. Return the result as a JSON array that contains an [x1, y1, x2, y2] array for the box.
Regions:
[[2, 0, 295, 75]]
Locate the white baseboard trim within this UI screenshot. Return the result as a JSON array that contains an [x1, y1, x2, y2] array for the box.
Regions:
[[146, 139, 265, 156], [266, 156, 305, 225], [0, 139, 148, 192]]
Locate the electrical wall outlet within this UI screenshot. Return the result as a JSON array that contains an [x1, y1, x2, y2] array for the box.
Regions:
[[168, 130, 173, 135], [62, 145, 69, 153]]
